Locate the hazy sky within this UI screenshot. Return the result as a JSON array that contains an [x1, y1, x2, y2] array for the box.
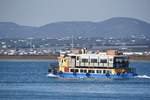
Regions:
[[0, 0, 150, 26]]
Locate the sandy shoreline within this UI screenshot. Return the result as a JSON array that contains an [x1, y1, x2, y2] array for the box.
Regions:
[[129, 55, 150, 61]]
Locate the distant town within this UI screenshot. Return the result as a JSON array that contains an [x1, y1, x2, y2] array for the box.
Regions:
[[0, 34, 150, 56]]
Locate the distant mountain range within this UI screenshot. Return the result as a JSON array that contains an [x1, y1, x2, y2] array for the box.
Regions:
[[0, 17, 150, 38]]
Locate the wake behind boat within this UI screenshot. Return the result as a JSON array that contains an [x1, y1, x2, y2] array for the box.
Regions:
[[48, 48, 137, 79]]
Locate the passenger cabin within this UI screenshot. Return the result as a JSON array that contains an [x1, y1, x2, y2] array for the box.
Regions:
[[58, 49, 129, 74]]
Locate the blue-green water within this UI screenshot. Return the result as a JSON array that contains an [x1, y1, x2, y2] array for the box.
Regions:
[[0, 60, 150, 100]]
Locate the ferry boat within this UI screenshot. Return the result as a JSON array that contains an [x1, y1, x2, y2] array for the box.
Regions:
[[48, 48, 137, 79]]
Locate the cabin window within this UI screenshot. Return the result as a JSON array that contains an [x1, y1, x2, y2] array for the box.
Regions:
[[115, 58, 119, 62], [80, 69, 84, 73], [92, 70, 95, 73], [76, 56, 79, 60], [109, 59, 113, 62], [82, 59, 88, 63], [124, 59, 128, 62], [88, 70, 92, 73], [70, 69, 78, 72], [103, 70, 106, 74], [70, 69, 74, 72], [75, 69, 79, 72], [115, 57, 126, 63], [91, 59, 97, 63], [100, 59, 107, 63], [106, 70, 112, 74], [114, 57, 129, 68], [96, 70, 102, 74], [88, 70, 95, 73], [83, 70, 87, 73]]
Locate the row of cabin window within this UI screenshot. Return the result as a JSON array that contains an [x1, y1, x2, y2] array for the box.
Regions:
[[81, 58, 112, 63], [70, 69, 112, 74]]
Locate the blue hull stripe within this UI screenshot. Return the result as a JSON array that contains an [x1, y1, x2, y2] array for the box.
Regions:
[[58, 73, 137, 79]]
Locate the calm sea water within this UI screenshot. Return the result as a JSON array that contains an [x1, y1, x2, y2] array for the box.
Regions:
[[0, 60, 150, 100]]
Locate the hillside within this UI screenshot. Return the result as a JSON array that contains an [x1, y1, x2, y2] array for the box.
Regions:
[[0, 17, 150, 38]]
